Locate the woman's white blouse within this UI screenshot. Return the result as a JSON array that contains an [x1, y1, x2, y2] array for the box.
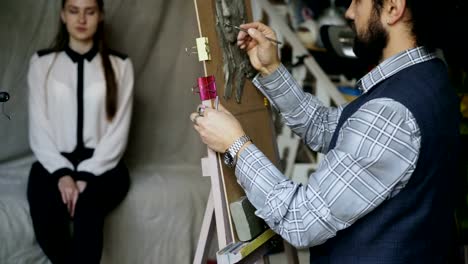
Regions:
[[28, 48, 134, 178]]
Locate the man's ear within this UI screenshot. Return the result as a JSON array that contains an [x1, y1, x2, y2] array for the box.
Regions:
[[384, 0, 407, 25]]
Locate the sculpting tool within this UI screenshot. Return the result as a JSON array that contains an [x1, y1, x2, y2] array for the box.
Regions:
[[225, 23, 282, 45]]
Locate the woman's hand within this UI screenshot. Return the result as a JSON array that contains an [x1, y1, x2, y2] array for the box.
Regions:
[[58, 176, 79, 217], [190, 104, 245, 153], [76, 180, 87, 193], [237, 22, 281, 76]]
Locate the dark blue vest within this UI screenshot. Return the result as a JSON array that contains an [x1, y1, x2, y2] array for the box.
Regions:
[[309, 59, 460, 263]]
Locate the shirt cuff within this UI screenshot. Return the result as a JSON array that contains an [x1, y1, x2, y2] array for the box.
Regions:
[[74, 171, 95, 182], [252, 64, 307, 114], [253, 63, 290, 87], [235, 144, 288, 208], [52, 168, 73, 182]]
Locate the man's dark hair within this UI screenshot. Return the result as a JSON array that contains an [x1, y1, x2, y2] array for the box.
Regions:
[[372, 0, 468, 69]]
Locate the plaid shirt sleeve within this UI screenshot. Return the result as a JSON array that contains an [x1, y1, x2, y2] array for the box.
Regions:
[[236, 65, 420, 248], [252, 64, 343, 153]]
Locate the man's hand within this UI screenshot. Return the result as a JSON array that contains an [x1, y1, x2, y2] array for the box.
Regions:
[[190, 104, 245, 153], [237, 22, 281, 76], [58, 176, 79, 217]]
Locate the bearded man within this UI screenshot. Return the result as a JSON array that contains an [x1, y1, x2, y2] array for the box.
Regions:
[[190, 0, 462, 262]]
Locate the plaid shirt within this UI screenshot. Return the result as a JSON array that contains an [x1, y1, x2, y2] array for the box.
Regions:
[[236, 47, 436, 248]]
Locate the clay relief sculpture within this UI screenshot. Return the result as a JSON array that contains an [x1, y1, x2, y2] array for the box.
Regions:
[[215, 0, 257, 103]]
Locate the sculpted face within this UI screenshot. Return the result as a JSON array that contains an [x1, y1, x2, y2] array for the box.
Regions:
[[215, 0, 256, 102], [216, 0, 242, 43]]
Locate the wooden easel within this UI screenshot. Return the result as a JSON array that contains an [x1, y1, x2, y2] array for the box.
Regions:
[[191, 0, 299, 263]]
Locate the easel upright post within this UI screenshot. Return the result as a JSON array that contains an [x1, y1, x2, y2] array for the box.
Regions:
[[192, 75, 233, 263]]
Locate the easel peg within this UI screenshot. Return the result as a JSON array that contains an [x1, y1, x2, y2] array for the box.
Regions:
[[185, 46, 198, 56]]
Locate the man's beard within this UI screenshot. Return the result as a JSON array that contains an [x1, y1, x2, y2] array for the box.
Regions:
[[351, 10, 388, 66]]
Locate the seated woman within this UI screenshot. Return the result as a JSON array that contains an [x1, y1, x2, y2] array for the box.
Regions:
[[26, 0, 134, 263]]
